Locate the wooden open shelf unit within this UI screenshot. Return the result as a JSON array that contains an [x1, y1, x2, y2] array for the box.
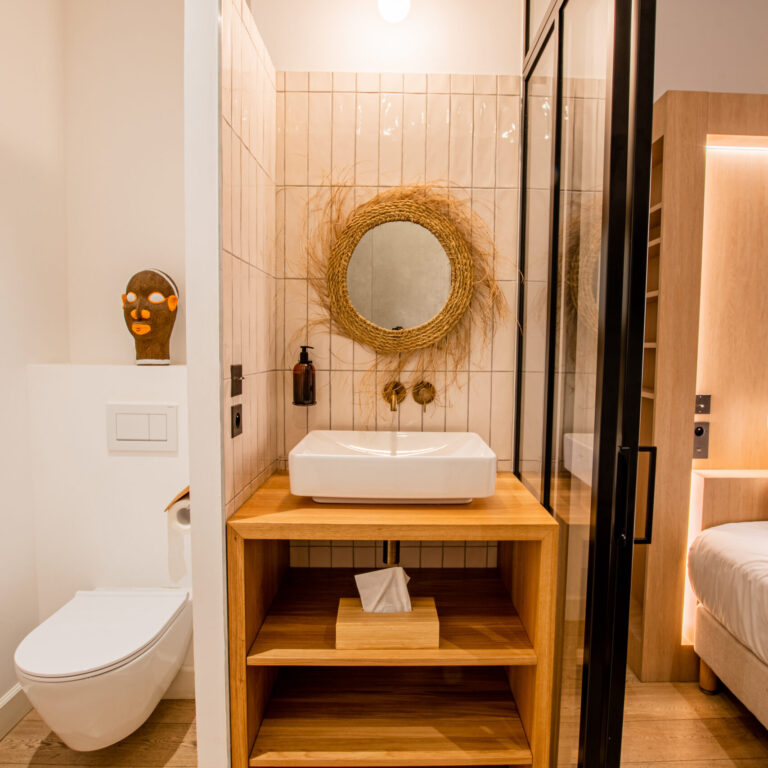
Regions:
[[227, 473, 558, 768]]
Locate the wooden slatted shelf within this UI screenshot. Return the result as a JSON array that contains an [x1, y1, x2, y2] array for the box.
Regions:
[[649, 202, 663, 214], [642, 388, 655, 399], [646, 290, 659, 300], [247, 569, 537, 667], [644, 342, 657, 349], [648, 236, 662, 248], [249, 667, 533, 767]]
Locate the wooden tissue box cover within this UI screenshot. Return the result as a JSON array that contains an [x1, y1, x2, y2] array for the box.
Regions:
[[335, 597, 439, 650]]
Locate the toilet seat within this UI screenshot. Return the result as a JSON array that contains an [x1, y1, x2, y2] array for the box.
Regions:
[[15, 589, 189, 683]]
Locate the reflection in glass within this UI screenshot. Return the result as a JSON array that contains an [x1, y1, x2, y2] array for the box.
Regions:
[[528, 0, 552, 50], [549, 0, 610, 765], [346, 221, 451, 330], [518, 37, 555, 497]]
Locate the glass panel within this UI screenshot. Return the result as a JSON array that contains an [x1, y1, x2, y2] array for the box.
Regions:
[[528, 0, 552, 51], [518, 37, 556, 497], [549, 0, 610, 764]]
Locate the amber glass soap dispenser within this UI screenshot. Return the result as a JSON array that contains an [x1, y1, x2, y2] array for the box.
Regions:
[[292, 346, 316, 406]]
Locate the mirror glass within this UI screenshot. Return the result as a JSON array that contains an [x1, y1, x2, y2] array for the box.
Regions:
[[346, 221, 451, 330]]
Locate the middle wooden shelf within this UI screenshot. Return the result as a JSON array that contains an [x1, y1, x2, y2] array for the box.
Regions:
[[247, 568, 537, 667]]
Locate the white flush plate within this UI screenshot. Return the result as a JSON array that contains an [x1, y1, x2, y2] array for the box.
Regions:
[[106, 403, 178, 453]]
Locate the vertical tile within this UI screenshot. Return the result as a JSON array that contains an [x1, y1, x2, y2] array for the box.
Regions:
[[239, 263, 252, 376], [332, 92, 356, 186], [275, 186, 286, 278], [468, 372, 492, 444], [495, 188, 519, 280], [499, 75, 521, 96], [376, 370, 398, 431], [427, 73, 450, 93], [330, 371, 354, 429], [284, 186, 309, 278], [445, 370, 469, 431], [231, 19, 242, 136], [290, 545, 309, 567], [284, 371, 308, 453], [276, 71, 285, 93], [333, 72, 356, 92], [307, 186, 331, 277], [221, 0, 232, 124], [222, 121, 232, 253], [330, 332, 354, 370], [276, 90, 285, 186], [402, 93, 426, 184], [308, 370, 330, 431], [353, 546, 376, 568], [268, 371, 279, 465], [309, 71, 332, 91], [232, 257, 243, 364], [497, 95, 520, 188], [309, 546, 332, 567], [449, 94, 473, 188], [285, 71, 309, 91], [379, 93, 403, 186], [240, 152, 251, 265], [473, 94, 497, 188], [285, 91, 309, 185], [255, 270, 271, 372], [426, 93, 450, 181], [451, 74, 474, 94], [284, 278, 308, 364], [381, 73, 403, 92], [331, 546, 354, 567], [443, 546, 466, 567], [274, 277, 285, 370], [493, 281, 518, 371], [474, 75, 497, 95], [357, 72, 380, 92], [465, 545, 488, 567], [422, 370, 447, 431], [353, 371, 377, 430], [491, 372, 515, 461], [231, 138, 241, 257], [404, 73, 427, 93], [250, 53, 262, 161], [355, 92, 380, 186], [240, 42, 251, 149], [308, 91, 332, 185], [398, 382, 422, 431], [421, 546, 443, 567], [222, 252, 234, 372], [308, 289, 331, 370]]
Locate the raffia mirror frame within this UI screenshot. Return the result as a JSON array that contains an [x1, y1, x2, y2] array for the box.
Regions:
[[309, 184, 506, 387]]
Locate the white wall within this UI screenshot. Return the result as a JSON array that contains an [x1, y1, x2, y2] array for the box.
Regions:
[[26, 364, 194, 694], [64, 0, 186, 365], [248, 0, 522, 74], [0, 0, 68, 731], [654, 0, 768, 100]]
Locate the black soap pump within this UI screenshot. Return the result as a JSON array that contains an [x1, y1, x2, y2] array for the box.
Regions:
[[292, 346, 316, 406]]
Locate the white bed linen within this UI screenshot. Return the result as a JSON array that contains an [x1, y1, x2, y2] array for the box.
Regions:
[[688, 521, 768, 665]]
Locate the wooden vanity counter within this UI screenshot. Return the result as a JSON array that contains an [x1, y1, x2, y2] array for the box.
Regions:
[[229, 472, 556, 540], [227, 472, 557, 768]]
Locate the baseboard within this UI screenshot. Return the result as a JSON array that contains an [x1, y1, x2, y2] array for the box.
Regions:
[[0, 684, 31, 739], [164, 664, 195, 699]]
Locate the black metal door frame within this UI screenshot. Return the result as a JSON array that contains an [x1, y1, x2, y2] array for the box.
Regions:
[[514, 0, 657, 765]]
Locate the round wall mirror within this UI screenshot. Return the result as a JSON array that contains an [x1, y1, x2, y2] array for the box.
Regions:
[[346, 221, 452, 330]]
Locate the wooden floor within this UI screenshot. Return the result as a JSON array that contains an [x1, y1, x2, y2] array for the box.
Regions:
[[0, 679, 766, 767], [0, 700, 196, 767]]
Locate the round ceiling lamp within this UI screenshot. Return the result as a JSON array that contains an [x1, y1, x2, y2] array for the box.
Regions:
[[378, 0, 411, 23]]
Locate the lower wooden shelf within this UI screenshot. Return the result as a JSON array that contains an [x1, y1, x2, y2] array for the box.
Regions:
[[247, 569, 536, 666], [249, 666, 532, 767]]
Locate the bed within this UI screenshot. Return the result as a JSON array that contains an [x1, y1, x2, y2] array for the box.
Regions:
[[688, 518, 768, 727]]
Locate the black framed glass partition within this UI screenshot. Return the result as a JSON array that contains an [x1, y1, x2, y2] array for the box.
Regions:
[[514, 0, 658, 765]]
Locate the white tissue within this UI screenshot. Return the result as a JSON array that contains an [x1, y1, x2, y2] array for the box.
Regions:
[[354, 567, 412, 613]]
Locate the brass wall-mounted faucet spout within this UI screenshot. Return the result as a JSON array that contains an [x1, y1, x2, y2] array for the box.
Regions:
[[382, 381, 406, 412]]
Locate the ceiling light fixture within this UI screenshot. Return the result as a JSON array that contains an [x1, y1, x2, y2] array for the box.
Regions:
[[378, 0, 411, 23]]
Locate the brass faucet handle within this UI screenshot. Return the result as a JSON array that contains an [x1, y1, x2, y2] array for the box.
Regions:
[[382, 381, 406, 412], [412, 381, 436, 413]]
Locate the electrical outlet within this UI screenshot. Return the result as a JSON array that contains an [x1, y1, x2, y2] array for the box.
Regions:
[[693, 422, 709, 459], [231, 403, 243, 438]]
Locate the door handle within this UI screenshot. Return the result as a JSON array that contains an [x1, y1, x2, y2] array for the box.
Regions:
[[634, 445, 657, 544]]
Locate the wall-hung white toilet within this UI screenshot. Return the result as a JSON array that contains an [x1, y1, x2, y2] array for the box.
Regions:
[[14, 588, 192, 751]]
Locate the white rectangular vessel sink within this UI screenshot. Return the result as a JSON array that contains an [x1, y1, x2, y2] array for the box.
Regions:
[[289, 430, 497, 504]]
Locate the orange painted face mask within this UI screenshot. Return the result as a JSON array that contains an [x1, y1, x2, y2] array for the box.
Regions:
[[122, 270, 179, 364]]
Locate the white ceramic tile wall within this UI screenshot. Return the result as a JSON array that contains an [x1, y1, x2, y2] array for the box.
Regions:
[[221, 0, 280, 508], [276, 72, 522, 470]]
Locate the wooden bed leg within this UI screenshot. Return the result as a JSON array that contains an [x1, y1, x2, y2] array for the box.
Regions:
[[699, 659, 720, 695]]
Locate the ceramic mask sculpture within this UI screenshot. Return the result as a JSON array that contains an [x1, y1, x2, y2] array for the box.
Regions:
[[122, 269, 179, 365]]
